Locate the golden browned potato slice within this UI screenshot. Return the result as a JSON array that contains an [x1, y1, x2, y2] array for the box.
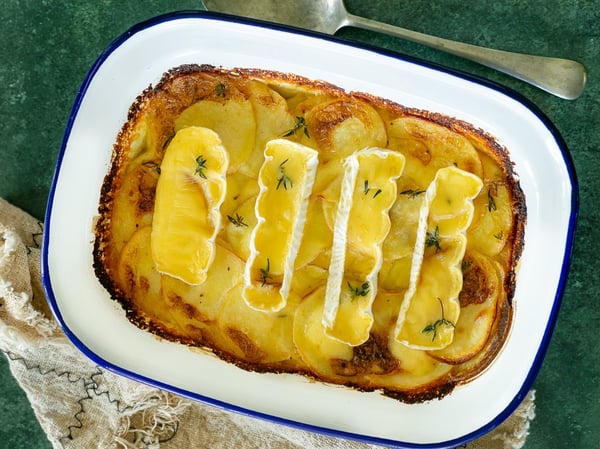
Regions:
[[174, 82, 255, 173], [240, 80, 297, 177], [304, 98, 388, 161], [374, 338, 453, 390], [387, 116, 484, 185], [221, 195, 257, 262], [117, 227, 179, 328], [294, 197, 333, 270], [378, 255, 412, 292], [381, 180, 425, 262], [109, 162, 159, 256], [219, 171, 260, 222], [217, 284, 299, 364], [160, 244, 245, 324], [293, 285, 354, 379], [468, 180, 514, 256]]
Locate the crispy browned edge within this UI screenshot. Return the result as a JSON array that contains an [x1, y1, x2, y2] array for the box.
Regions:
[[92, 63, 527, 403]]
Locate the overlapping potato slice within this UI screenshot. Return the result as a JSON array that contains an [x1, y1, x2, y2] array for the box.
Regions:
[[387, 116, 484, 185], [174, 80, 255, 172], [468, 180, 514, 256], [243, 139, 319, 312], [151, 127, 228, 285], [323, 148, 406, 346], [293, 285, 354, 379], [240, 80, 297, 177], [221, 194, 257, 261], [394, 166, 483, 350], [294, 197, 333, 270], [218, 283, 299, 365], [303, 98, 387, 161], [161, 244, 245, 324], [110, 161, 160, 257], [118, 226, 178, 327]]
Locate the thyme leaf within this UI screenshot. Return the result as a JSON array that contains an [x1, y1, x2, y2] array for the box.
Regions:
[[194, 155, 208, 179], [487, 187, 497, 212], [162, 134, 174, 150], [259, 258, 271, 286], [422, 298, 455, 342], [215, 82, 227, 97], [142, 161, 161, 175], [425, 226, 442, 253], [401, 189, 425, 199], [282, 116, 310, 138], [363, 180, 383, 198], [276, 159, 293, 190], [227, 213, 248, 227], [347, 281, 370, 298]]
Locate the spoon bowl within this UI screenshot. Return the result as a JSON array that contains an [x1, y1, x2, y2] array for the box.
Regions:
[[202, 0, 586, 99]]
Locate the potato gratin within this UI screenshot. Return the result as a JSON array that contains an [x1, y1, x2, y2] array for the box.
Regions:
[[94, 64, 525, 402]]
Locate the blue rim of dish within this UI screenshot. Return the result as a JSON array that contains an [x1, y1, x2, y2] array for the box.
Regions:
[[41, 10, 579, 449]]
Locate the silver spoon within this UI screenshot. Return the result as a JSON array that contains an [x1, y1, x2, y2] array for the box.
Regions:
[[201, 0, 586, 100]]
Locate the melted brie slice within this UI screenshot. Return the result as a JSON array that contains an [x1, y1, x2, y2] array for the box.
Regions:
[[243, 139, 319, 312], [151, 126, 228, 285], [394, 166, 482, 350], [323, 148, 406, 346]]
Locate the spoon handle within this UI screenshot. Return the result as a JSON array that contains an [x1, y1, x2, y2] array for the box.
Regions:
[[346, 13, 586, 100]]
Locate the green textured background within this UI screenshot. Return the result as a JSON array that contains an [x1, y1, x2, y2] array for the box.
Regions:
[[1, 1, 598, 448]]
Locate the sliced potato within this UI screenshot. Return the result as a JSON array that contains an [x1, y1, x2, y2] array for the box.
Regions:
[[305, 98, 387, 161], [294, 197, 333, 269], [468, 181, 514, 256], [174, 81, 255, 172], [387, 116, 483, 184], [218, 284, 299, 364], [240, 80, 297, 177], [110, 162, 159, 256], [118, 227, 178, 327], [160, 244, 245, 324], [293, 286, 354, 378], [221, 195, 257, 262]]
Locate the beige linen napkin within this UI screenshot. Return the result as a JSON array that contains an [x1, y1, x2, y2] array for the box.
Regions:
[[0, 197, 535, 449]]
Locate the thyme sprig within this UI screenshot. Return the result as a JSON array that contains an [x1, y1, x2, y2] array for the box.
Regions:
[[401, 189, 425, 199], [195, 155, 208, 179], [227, 213, 248, 227], [347, 281, 370, 298], [276, 159, 293, 190], [259, 258, 271, 286], [363, 180, 382, 198], [425, 226, 442, 253], [142, 160, 161, 175], [422, 298, 455, 342], [487, 187, 497, 212], [282, 116, 310, 138], [215, 82, 227, 97]]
